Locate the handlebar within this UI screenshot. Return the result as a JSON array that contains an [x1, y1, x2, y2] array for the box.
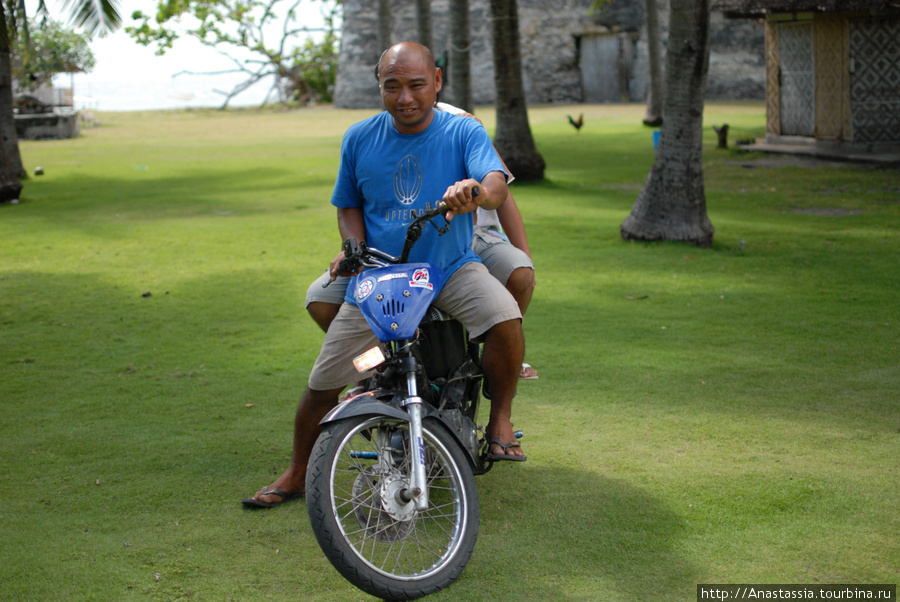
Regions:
[[322, 187, 479, 287]]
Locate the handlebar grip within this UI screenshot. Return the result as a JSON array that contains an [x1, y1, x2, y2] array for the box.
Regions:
[[436, 186, 480, 215]]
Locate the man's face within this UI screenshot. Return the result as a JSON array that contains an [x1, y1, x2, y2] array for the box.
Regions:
[[379, 51, 442, 135]]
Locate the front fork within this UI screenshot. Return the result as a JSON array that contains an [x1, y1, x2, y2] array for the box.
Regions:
[[400, 358, 430, 511]]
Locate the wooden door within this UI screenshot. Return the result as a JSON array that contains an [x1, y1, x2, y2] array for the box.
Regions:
[[778, 22, 815, 137], [580, 33, 622, 103]]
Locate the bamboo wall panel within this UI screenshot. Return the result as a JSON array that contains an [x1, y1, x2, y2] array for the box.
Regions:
[[849, 19, 900, 143], [766, 20, 780, 135], [814, 16, 846, 140]]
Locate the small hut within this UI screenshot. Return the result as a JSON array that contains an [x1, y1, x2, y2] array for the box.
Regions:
[[713, 0, 900, 154]]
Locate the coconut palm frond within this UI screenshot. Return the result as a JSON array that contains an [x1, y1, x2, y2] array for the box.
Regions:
[[60, 0, 121, 37]]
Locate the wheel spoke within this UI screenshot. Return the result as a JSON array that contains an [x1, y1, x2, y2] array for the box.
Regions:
[[313, 416, 476, 590]]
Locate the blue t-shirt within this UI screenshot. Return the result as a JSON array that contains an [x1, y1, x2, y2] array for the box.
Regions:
[[331, 109, 506, 302]]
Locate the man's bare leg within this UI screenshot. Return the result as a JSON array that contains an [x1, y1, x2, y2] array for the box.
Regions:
[[250, 385, 344, 503], [481, 318, 526, 458], [505, 266, 535, 316], [308, 301, 341, 334], [504, 267, 537, 380]]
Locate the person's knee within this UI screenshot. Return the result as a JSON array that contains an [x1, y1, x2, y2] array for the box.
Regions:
[[485, 317, 524, 347], [507, 267, 535, 292], [505, 267, 535, 313], [307, 301, 341, 333]]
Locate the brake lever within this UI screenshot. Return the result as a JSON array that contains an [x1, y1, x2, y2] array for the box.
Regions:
[[321, 239, 367, 288], [432, 185, 478, 234]]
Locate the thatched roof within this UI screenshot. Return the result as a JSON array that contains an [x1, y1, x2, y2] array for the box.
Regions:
[[712, 0, 900, 17]]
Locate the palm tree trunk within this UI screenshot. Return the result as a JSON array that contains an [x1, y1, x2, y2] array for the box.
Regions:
[[621, 0, 714, 247], [643, 0, 664, 126], [0, 2, 25, 201], [415, 0, 432, 51], [488, 0, 544, 181], [377, 0, 391, 52], [449, 0, 473, 113]]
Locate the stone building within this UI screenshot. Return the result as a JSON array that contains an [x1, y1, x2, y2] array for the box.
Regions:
[[13, 84, 80, 141], [335, 0, 766, 109], [713, 0, 900, 150]]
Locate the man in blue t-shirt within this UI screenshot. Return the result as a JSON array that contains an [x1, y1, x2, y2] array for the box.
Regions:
[[243, 41, 526, 508]]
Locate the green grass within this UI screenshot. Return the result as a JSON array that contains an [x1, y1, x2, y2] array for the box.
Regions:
[[2, 102, 898, 600]]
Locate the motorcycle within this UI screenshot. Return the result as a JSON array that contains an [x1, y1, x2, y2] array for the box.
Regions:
[[305, 197, 518, 599]]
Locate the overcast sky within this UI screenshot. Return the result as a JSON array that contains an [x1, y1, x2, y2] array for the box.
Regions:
[[36, 0, 330, 111]]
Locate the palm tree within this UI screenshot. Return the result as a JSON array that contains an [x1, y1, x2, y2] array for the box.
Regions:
[[620, 0, 714, 247], [0, 0, 120, 202], [488, 0, 544, 181], [643, 0, 664, 126], [449, 0, 473, 113], [377, 0, 390, 52], [415, 0, 432, 52], [1, 1, 27, 191]]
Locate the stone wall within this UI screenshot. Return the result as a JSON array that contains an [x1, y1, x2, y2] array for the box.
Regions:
[[14, 111, 81, 141], [334, 0, 765, 109], [707, 11, 766, 99]]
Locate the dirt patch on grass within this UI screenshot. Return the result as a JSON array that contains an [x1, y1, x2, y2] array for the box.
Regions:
[[725, 156, 868, 170], [790, 207, 865, 216]]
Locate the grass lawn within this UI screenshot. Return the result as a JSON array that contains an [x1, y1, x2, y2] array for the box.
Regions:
[[1, 102, 898, 600]]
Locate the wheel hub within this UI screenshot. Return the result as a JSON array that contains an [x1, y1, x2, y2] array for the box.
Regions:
[[351, 468, 416, 542]]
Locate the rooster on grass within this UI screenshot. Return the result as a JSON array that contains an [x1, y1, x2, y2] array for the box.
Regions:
[[567, 113, 584, 132]]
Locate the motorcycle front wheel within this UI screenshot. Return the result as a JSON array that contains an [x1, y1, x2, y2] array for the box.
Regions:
[[306, 415, 479, 600]]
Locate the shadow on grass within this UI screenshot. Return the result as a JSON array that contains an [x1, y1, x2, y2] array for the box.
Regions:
[[0, 265, 320, 378], [3, 271, 699, 599], [471, 465, 698, 599], [19, 167, 335, 219]]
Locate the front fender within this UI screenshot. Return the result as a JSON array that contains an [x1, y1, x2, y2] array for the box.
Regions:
[[320, 392, 483, 473], [320, 391, 410, 425]]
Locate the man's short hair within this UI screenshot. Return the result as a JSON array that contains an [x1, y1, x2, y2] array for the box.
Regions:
[[373, 42, 436, 83]]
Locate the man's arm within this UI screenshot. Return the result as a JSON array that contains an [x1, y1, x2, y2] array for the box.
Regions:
[[338, 206, 365, 241], [449, 110, 529, 254], [442, 170, 509, 219], [496, 193, 532, 259]]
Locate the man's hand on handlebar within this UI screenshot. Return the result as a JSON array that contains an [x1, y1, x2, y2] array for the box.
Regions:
[[442, 179, 482, 220], [328, 246, 364, 281], [325, 186, 485, 280], [329, 252, 348, 281]]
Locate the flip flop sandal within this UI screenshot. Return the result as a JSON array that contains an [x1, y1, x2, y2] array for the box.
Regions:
[[485, 437, 528, 462], [519, 363, 539, 380], [241, 487, 303, 509]]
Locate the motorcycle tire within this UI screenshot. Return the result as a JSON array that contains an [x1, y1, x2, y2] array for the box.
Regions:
[[307, 415, 479, 600]]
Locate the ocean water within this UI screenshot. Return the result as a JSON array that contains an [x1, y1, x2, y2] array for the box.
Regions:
[[68, 72, 274, 112]]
